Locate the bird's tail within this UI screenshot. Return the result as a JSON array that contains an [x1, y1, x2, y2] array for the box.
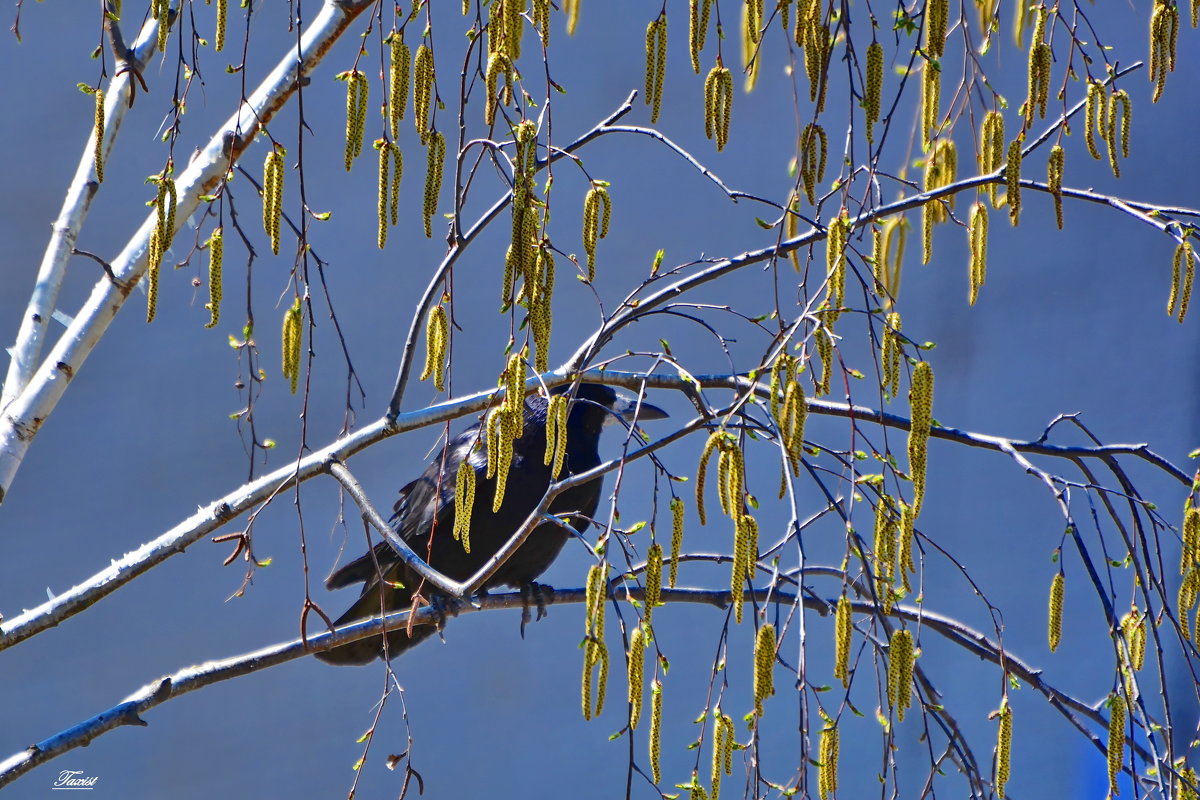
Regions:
[[314, 552, 439, 665]]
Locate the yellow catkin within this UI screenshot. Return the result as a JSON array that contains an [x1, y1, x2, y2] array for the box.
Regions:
[[1085, 81, 1103, 161], [263, 148, 283, 255], [874, 497, 896, 595], [413, 43, 433, 145], [980, 110, 1005, 208], [1182, 504, 1200, 574], [1181, 766, 1199, 800], [782, 380, 806, 477], [388, 33, 410, 139], [645, 543, 663, 630], [343, 71, 367, 171], [908, 361, 934, 518], [552, 389, 568, 478], [710, 710, 724, 800], [1046, 145, 1064, 230], [1179, 567, 1200, 641], [582, 563, 608, 720], [628, 625, 645, 730], [696, 431, 722, 526], [1150, 0, 1179, 103], [833, 594, 852, 688], [865, 41, 883, 144], [388, 142, 403, 227], [1108, 694, 1126, 794], [925, 0, 947, 57], [544, 394, 562, 467], [582, 184, 611, 281], [282, 296, 302, 394], [146, 232, 160, 322], [669, 497, 685, 588], [492, 410, 516, 511], [155, 0, 169, 52], [645, 15, 667, 124], [814, 324, 833, 398], [649, 682, 663, 783], [1005, 138, 1022, 227], [1104, 90, 1132, 179], [484, 52, 513, 126], [703, 66, 733, 151], [93, 89, 105, 183], [818, 720, 839, 800], [742, 0, 762, 93], [1040, 571, 1064, 653], [887, 628, 914, 720], [419, 305, 448, 391], [882, 311, 902, 398], [485, 406, 502, 479], [532, 0, 550, 42], [1121, 608, 1147, 671], [968, 202, 989, 305], [376, 140, 392, 249], [898, 502, 916, 589], [826, 213, 847, 319], [215, 0, 226, 52], [753, 622, 776, 717], [878, 217, 907, 304], [733, 514, 757, 624], [502, 352, 525, 434], [1169, 240, 1195, 323], [689, 0, 713, 73], [423, 131, 445, 238], [453, 457, 475, 552], [205, 227, 223, 329], [564, 0, 580, 35], [920, 62, 940, 151], [996, 701, 1013, 798], [799, 124, 827, 205]]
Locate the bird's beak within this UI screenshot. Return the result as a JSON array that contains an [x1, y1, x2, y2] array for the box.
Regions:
[[613, 391, 669, 422]]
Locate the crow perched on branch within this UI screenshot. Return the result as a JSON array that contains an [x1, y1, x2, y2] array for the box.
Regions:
[[317, 382, 667, 665]]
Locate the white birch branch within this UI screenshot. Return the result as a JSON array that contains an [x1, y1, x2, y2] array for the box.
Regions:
[[0, 14, 163, 412], [0, 0, 374, 504]]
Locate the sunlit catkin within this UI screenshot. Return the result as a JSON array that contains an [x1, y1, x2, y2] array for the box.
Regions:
[[645, 15, 667, 124], [282, 296, 302, 394], [263, 147, 284, 255], [881, 311, 902, 398], [825, 213, 847, 320], [1105, 90, 1133, 178], [834, 594, 852, 688], [968, 202, 989, 305], [753, 622, 776, 717], [1182, 504, 1200, 574], [484, 52, 513, 126], [1150, 0, 1179, 103], [996, 701, 1013, 798], [1085, 81, 1103, 160], [1043, 571, 1065, 652], [388, 33, 410, 139], [492, 410, 516, 511], [732, 514, 757, 623], [925, 0, 947, 57], [696, 430, 722, 526], [689, 0, 713, 73], [453, 457, 475, 552], [669, 497, 685, 587], [814, 323, 833, 397], [582, 563, 608, 720], [564, 0, 580, 35], [413, 44, 433, 145], [799, 123, 827, 205], [649, 682, 663, 782], [887, 628, 914, 720], [1004, 138, 1022, 226], [419, 305, 448, 391], [1108, 694, 1126, 794], [343, 71, 367, 171], [908, 361, 934, 518], [1120, 608, 1147, 672], [742, 0, 762, 93], [214, 0, 226, 52], [865, 41, 883, 144], [644, 543, 663, 630], [703, 66, 733, 151], [205, 227, 223, 329], [582, 184, 611, 281], [628, 625, 645, 729], [1169, 240, 1195, 323], [93, 89, 105, 183], [920, 61, 940, 151], [818, 719, 839, 800], [423, 131, 445, 238], [980, 111, 1005, 208]]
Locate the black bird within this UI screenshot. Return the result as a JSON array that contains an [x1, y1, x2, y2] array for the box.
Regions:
[[317, 382, 667, 665]]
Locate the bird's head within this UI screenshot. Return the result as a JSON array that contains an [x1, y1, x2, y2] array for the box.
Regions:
[[558, 382, 668, 435]]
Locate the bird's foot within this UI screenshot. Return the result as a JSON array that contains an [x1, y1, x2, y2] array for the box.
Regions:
[[426, 594, 463, 631], [519, 581, 552, 639]]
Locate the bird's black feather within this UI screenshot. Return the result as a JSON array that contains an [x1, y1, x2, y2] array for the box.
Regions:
[[317, 383, 637, 665]]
